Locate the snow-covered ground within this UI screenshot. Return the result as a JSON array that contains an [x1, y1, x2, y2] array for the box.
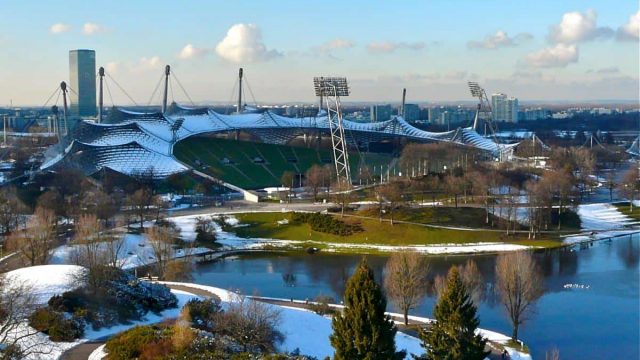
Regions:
[[168, 212, 537, 255], [50, 232, 211, 270], [3, 265, 86, 304], [577, 203, 638, 230], [158, 282, 532, 360]]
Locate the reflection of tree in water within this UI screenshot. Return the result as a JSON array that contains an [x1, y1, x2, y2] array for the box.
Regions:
[[617, 236, 639, 269], [282, 273, 297, 287]]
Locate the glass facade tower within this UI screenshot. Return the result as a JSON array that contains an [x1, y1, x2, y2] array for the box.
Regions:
[[69, 49, 96, 117]]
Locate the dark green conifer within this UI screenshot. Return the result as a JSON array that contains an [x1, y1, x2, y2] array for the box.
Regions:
[[330, 258, 405, 360], [419, 267, 489, 360]]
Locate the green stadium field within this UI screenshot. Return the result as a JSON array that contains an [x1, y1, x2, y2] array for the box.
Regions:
[[173, 136, 395, 189]]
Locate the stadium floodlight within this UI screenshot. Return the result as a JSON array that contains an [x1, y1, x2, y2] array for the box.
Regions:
[[313, 76, 351, 186], [313, 77, 350, 97], [468, 81, 483, 98]]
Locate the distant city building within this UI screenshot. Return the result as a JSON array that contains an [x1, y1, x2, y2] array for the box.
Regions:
[[370, 104, 392, 122], [428, 106, 445, 125], [491, 93, 518, 123], [519, 108, 549, 121], [402, 103, 420, 121], [69, 49, 97, 117], [441, 108, 475, 128]]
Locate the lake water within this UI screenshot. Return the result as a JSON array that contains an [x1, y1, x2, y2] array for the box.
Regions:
[[193, 234, 640, 359]]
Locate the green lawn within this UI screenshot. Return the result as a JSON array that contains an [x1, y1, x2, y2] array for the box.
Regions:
[[231, 212, 562, 249], [174, 136, 394, 189]]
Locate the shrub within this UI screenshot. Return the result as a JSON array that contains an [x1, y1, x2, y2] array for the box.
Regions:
[[185, 298, 222, 330], [212, 295, 283, 353], [291, 213, 362, 236], [105, 325, 171, 360], [28, 308, 84, 342], [309, 295, 335, 316]]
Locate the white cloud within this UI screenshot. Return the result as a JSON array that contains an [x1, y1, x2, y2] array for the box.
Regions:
[[617, 10, 640, 41], [215, 23, 281, 63], [105, 62, 119, 75], [467, 31, 532, 49], [82, 23, 105, 35], [49, 23, 71, 34], [132, 56, 162, 72], [548, 9, 613, 44], [313, 39, 355, 54], [366, 41, 425, 54], [526, 43, 579, 68], [178, 44, 208, 60]]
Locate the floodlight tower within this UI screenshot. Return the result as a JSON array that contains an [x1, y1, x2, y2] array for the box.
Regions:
[[468, 81, 502, 160], [313, 77, 352, 186]]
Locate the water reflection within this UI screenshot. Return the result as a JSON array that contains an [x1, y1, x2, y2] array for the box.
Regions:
[[193, 234, 639, 359]]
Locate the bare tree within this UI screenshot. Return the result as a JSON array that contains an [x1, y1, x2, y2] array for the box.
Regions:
[[147, 224, 178, 280], [8, 207, 55, 266], [331, 180, 354, 217], [212, 293, 283, 353], [127, 187, 154, 229], [280, 171, 295, 203], [306, 165, 328, 202], [445, 175, 465, 208], [0, 277, 53, 359], [0, 187, 27, 236], [618, 166, 640, 211], [495, 251, 544, 340], [378, 182, 404, 225], [384, 251, 429, 325]]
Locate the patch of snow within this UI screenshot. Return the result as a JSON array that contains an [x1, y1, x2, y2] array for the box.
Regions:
[[88, 344, 106, 360], [577, 203, 637, 230], [50, 233, 211, 270], [2, 265, 86, 304]]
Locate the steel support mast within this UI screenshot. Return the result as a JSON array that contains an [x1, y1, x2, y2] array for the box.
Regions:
[[313, 77, 351, 186]]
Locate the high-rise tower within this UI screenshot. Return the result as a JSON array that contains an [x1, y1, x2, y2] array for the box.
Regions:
[[69, 49, 97, 117]]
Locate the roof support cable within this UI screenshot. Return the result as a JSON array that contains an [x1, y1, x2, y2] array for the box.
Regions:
[[171, 69, 196, 107], [106, 74, 140, 107], [146, 72, 164, 107]]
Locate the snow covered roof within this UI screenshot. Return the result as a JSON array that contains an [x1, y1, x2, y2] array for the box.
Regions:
[[42, 106, 513, 179]]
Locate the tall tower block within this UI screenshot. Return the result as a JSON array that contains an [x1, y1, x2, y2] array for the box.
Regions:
[[69, 49, 97, 117]]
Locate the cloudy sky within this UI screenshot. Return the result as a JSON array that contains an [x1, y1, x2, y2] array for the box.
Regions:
[[0, 0, 638, 105]]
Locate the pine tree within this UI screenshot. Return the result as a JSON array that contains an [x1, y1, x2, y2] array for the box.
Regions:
[[419, 266, 489, 360], [330, 258, 405, 360]]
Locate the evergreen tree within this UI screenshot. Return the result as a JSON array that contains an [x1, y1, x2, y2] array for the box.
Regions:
[[330, 258, 405, 360], [418, 267, 489, 360]]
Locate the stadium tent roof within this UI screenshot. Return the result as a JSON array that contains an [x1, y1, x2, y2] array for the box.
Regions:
[[41, 106, 516, 179]]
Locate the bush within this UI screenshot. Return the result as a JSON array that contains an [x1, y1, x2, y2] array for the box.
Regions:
[[105, 325, 171, 360], [309, 295, 335, 316], [28, 308, 84, 342], [291, 213, 362, 236], [185, 298, 222, 330], [212, 295, 283, 353]]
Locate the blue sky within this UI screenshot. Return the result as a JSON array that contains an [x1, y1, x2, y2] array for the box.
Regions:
[[0, 0, 638, 105]]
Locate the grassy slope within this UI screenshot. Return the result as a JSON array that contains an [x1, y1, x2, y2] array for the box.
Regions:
[[174, 136, 394, 189], [232, 212, 561, 248]]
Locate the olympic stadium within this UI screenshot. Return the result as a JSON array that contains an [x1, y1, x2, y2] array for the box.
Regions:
[[40, 68, 518, 194]]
